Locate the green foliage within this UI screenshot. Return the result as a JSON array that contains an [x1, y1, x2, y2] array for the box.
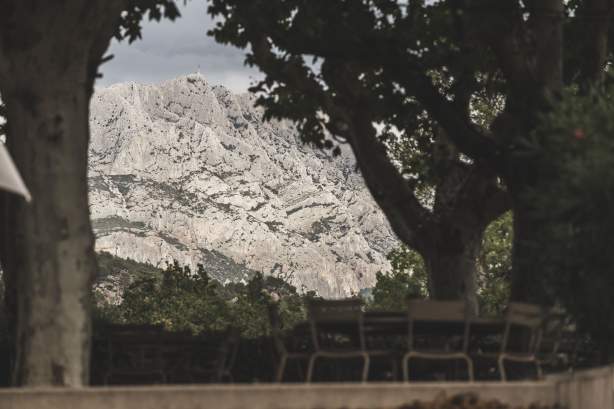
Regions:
[[526, 82, 614, 359], [477, 212, 512, 316], [115, 0, 182, 43], [370, 247, 428, 311], [96, 251, 161, 279], [373, 213, 512, 314], [95, 260, 307, 338], [207, 0, 503, 184], [94, 223, 509, 338], [122, 262, 230, 334], [383, 72, 504, 196], [207, 0, 507, 166]]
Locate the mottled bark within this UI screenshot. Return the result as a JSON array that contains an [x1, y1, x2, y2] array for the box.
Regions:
[[0, 0, 126, 386], [345, 106, 507, 314], [423, 161, 508, 315], [1, 79, 96, 386], [456, 0, 567, 303], [423, 227, 482, 315], [342, 106, 435, 254], [508, 204, 538, 303]]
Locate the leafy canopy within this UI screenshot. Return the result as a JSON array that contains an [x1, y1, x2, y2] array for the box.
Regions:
[[526, 80, 614, 355], [116, 0, 182, 43], [94, 261, 308, 338], [208, 0, 501, 160]]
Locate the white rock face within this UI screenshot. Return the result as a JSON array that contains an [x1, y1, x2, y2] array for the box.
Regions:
[[89, 73, 398, 297]]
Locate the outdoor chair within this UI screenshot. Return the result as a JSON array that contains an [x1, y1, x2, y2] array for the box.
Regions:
[[473, 302, 544, 381], [268, 303, 312, 382], [402, 300, 474, 382], [360, 312, 407, 381], [189, 327, 240, 383], [160, 330, 196, 383], [102, 324, 167, 385], [537, 308, 573, 372], [306, 298, 388, 382], [219, 327, 240, 382]]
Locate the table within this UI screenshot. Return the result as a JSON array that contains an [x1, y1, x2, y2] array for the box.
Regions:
[[290, 311, 506, 351], [289, 312, 508, 381], [97, 325, 234, 385]]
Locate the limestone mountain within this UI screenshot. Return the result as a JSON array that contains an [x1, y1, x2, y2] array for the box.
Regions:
[[88, 73, 398, 297]]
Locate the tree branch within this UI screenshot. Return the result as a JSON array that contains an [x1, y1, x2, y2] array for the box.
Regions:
[[249, 36, 436, 252], [481, 183, 512, 223], [433, 159, 510, 230], [464, 0, 535, 89], [328, 113, 435, 253], [400, 71, 504, 171]]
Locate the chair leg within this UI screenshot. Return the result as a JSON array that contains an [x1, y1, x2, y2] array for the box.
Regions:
[[535, 360, 543, 380], [297, 359, 306, 381], [307, 354, 318, 383], [465, 356, 474, 382], [498, 356, 507, 382], [402, 353, 411, 382], [361, 354, 370, 383], [275, 355, 287, 383], [334, 359, 340, 381], [221, 371, 234, 383], [391, 357, 399, 381]]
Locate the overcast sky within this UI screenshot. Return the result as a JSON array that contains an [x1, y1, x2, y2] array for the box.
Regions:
[[98, 1, 261, 93]]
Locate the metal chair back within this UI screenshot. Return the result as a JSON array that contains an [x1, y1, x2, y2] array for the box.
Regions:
[[538, 308, 569, 365], [103, 324, 166, 384], [407, 300, 467, 321], [221, 327, 240, 381], [406, 300, 471, 352], [307, 298, 365, 351], [189, 328, 239, 383], [501, 302, 544, 355], [267, 302, 287, 355]]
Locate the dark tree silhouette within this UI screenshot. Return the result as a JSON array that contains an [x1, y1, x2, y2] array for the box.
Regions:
[[208, 0, 515, 313], [208, 0, 612, 305], [0, 0, 180, 386]]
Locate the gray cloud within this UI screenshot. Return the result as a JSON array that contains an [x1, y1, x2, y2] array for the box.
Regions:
[[98, 1, 261, 93]]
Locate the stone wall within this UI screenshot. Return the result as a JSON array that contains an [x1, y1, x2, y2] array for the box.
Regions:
[[0, 366, 612, 409], [552, 365, 614, 409]]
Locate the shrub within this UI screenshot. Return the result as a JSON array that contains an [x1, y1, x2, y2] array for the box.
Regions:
[[94, 261, 307, 338], [526, 82, 614, 362]]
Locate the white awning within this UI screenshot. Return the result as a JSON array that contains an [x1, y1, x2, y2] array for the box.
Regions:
[[0, 143, 31, 202]]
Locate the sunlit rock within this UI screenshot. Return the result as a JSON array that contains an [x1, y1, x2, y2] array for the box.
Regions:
[[89, 74, 398, 297]]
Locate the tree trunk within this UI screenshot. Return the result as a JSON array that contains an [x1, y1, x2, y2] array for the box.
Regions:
[[509, 203, 548, 304], [0, 0, 126, 386], [0, 79, 96, 386], [0, 198, 18, 381], [422, 225, 482, 316]]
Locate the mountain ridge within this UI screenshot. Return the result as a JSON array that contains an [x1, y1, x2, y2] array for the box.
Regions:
[[88, 73, 398, 297]]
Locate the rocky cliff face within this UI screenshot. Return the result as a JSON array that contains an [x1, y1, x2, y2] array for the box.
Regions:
[[89, 73, 398, 297]]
